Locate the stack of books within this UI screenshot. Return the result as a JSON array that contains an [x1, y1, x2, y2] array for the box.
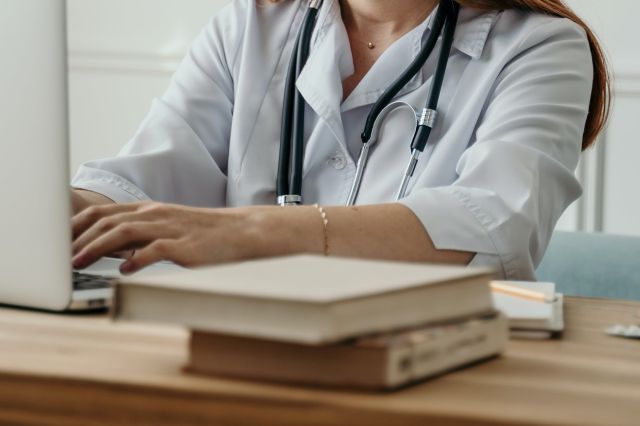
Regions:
[[112, 256, 508, 390]]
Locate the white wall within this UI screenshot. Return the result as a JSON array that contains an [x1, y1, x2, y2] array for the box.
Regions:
[[67, 0, 230, 174], [559, 0, 640, 235], [67, 0, 640, 236]]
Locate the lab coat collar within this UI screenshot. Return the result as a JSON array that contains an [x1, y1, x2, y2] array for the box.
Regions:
[[295, 0, 352, 147], [338, 6, 498, 111], [295, 1, 498, 146], [451, 7, 499, 60]]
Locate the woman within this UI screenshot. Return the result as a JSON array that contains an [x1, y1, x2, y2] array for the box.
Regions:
[[71, 0, 609, 279]]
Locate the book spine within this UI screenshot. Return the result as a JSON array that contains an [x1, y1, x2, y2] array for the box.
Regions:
[[187, 314, 508, 390], [385, 314, 508, 388]]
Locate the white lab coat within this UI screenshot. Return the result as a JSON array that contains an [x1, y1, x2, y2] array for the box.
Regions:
[[72, 0, 593, 280]]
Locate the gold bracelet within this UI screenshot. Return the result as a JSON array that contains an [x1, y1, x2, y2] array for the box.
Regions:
[[313, 204, 330, 256]]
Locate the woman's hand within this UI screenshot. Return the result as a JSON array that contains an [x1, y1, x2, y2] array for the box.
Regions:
[[71, 202, 278, 274]]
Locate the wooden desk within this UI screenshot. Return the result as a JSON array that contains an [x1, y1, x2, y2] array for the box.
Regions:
[[1, 297, 639, 426]]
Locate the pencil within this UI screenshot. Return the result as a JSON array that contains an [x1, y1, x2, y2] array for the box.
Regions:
[[490, 282, 555, 303]]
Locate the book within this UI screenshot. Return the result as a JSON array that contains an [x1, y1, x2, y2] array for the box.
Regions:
[[186, 313, 508, 390], [113, 255, 494, 344], [491, 281, 564, 338]]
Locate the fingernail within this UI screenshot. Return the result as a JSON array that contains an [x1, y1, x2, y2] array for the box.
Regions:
[[120, 261, 135, 275], [72, 253, 87, 269]]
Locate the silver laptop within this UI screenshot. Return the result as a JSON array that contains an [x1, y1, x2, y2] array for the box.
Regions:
[[0, 0, 176, 311]]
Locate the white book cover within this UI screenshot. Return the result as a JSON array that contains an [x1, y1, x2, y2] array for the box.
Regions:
[[114, 256, 495, 344], [121, 255, 493, 304]]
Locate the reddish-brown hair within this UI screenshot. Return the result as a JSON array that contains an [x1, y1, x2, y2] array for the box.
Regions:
[[453, 0, 610, 150]]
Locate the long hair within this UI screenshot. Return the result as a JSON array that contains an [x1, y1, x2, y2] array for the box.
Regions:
[[269, 0, 611, 150], [452, 0, 610, 150]]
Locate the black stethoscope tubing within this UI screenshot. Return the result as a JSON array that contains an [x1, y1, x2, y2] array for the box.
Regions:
[[277, 1, 322, 204], [277, 0, 460, 206]]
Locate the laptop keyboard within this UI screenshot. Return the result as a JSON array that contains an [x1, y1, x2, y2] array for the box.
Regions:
[[73, 272, 114, 290]]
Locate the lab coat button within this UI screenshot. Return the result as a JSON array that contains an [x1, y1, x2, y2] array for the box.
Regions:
[[328, 153, 346, 170]]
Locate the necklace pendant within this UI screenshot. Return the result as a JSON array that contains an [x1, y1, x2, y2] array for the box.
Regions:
[[367, 42, 376, 50]]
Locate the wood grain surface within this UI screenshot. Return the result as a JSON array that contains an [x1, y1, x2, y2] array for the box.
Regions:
[[0, 297, 639, 426]]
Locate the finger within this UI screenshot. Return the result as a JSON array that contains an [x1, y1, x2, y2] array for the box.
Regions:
[[71, 203, 172, 255], [119, 239, 179, 275], [72, 202, 142, 240], [72, 222, 176, 270], [72, 210, 150, 255]]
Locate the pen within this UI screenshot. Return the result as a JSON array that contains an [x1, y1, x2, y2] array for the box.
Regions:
[[490, 282, 555, 303]]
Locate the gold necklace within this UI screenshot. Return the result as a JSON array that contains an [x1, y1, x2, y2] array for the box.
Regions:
[[349, 33, 384, 50], [342, 2, 437, 51]]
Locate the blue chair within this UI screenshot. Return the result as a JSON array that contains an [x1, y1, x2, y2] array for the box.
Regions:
[[536, 231, 640, 301]]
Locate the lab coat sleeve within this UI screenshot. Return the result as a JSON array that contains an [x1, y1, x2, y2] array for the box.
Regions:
[[71, 1, 247, 207], [400, 18, 592, 280]]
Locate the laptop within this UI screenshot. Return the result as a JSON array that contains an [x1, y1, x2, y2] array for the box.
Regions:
[[0, 0, 178, 311]]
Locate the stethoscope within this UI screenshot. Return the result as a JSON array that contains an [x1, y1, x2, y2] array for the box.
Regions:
[[276, 0, 460, 206]]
